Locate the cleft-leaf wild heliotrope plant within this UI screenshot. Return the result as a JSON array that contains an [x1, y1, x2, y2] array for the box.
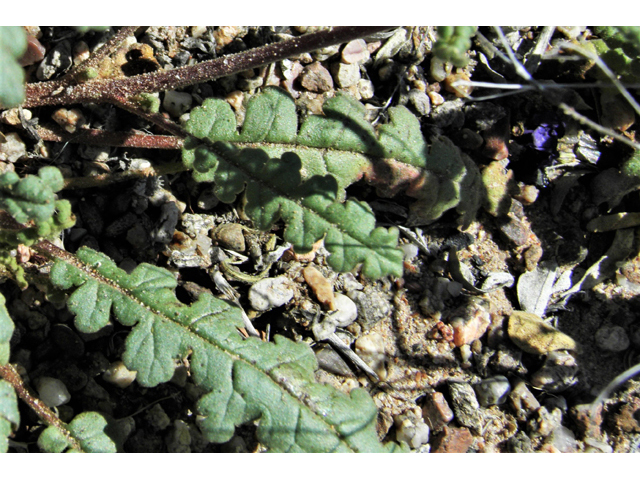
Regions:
[[0, 27, 483, 452]]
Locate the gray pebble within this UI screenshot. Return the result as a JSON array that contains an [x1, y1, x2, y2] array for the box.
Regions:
[[408, 90, 431, 117], [448, 381, 483, 433], [348, 286, 392, 330], [153, 202, 181, 244], [248, 276, 294, 311], [595, 325, 630, 352], [473, 375, 511, 407], [35, 377, 71, 408], [507, 431, 533, 452], [374, 28, 409, 66], [145, 403, 171, 431], [530, 350, 579, 392]]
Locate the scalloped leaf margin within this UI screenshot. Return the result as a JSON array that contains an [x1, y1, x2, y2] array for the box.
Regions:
[[49, 246, 405, 452]]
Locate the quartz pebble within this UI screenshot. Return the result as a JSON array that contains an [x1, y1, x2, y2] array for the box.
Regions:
[[408, 90, 431, 116], [473, 375, 511, 407], [394, 411, 430, 449], [0, 132, 26, 162], [103, 360, 137, 388], [355, 332, 388, 381], [331, 62, 360, 88], [341, 39, 370, 65], [327, 293, 358, 328], [448, 300, 491, 347], [35, 377, 71, 408], [163, 91, 193, 117], [248, 276, 294, 311]]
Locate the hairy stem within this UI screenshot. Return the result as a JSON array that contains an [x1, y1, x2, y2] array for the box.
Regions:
[[35, 124, 183, 149], [0, 363, 83, 452], [23, 27, 392, 108]]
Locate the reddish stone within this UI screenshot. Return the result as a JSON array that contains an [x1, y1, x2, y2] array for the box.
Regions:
[[613, 397, 640, 433], [568, 403, 602, 439], [431, 426, 474, 453], [422, 391, 454, 431]]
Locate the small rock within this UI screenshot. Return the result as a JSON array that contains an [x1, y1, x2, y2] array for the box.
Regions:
[[507, 431, 533, 452], [163, 91, 193, 117], [431, 426, 473, 453], [443, 72, 473, 98], [211, 223, 245, 252], [508, 378, 541, 421], [357, 79, 375, 99], [394, 411, 430, 449], [584, 438, 613, 453], [530, 350, 579, 392], [341, 39, 370, 65], [374, 28, 409, 66], [19, 34, 46, 66], [0, 108, 31, 126], [527, 406, 563, 438], [72, 40, 90, 65], [569, 403, 602, 439], [508, 311, 578, 355], [166, 420, 191, 453], [408, 89, 431, 116], [303, 265, 336, 310], [145, 404, 171, 431], [595, 325, 630, 352], [35, 377, 71, 408], [331, 62, 360, 88], [0, 132, 26, 162], [473, 375, 511, 407], [448, 300, 491, 347], [326, 293, 358, 328], [355, 332, 388, 381], [52, 108, 85, 133], [248, 276, 294, 311], [348, 287, 392, 330], [421, 391, 454, 431], [300, 62, 334, 93], [36, 39, 72, 80], [315, 343, 354, 377], [103, 361, 137, 388], [612, 396, 640, 433], [447, 381, 483, 433]]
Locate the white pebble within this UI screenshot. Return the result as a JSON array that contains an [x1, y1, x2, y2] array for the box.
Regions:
[[35, 376, 71, 408], [0, 132, 26, 162], [248, 276, 294, 311], [103, 361, 137, 388], [394, 412, 430, 449], [163, 91, 193, 117], [327, 293, 358, 328]]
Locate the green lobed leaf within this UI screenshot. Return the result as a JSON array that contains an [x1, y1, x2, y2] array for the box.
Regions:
[[38, 412, 116, 453], [0, 380, 19, 453], [0, 292, 14, 365], [0, 26, 27, 108], [49, 246, 405, 452], [0, 166, 76, 246], [184, 87, 481, 239]]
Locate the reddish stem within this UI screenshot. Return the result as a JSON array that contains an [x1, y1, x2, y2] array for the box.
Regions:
[[23, 27, 392, 108]]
